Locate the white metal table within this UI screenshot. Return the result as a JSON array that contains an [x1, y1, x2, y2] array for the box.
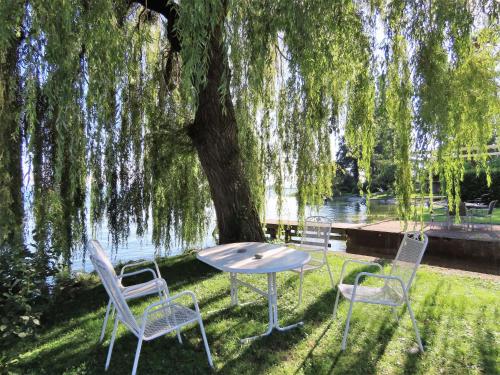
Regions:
[[197, 242, 310, 342], [465, 202, 488, 209]]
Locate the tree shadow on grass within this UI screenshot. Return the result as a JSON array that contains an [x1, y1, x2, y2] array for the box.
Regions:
[[329, 308, 399, 375], [217, 264, 388, 375], [11, 331, 102, 374], [292, 321, 334, 375], [7, 255, 223, 374], [158, 255, 222, 288], [43, 255, 221, 328], [13, 317, 216, 375], [12, 256, 464, 375], [31, 310, 103, 344], [401, 281, 444, 374], [216, 290, 333, 374], [293, 263, 409, 375], [474, 304, 498, 374]]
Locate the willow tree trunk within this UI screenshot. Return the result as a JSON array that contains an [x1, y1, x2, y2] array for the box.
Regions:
[[137, 0, 265, 243], [188, 24, 265, 244], [0, 37, 24, 250]]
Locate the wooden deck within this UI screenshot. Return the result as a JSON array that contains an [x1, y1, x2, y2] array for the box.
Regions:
[[265, 218, 363, 230], [359, 220, 500, 241], [265, 218, 500, 241], [265, 218, 363, 243], [264, 219, 500, 275]]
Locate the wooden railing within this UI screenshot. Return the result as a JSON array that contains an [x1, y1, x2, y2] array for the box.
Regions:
[[264, 219, 362, 245]]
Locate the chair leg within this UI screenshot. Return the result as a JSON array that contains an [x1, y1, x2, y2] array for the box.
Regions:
[[341, 299, 355, 350], [198, 317, 214, 368], [326, 261, 335, 289], [131, 336, 144, 375], [404, 294, 424, 353], [160, 289, 183, 344], [100, 299, 113, 343], [176, 330, 183, 344], [332, 287, 341, 318], [298, 271, 304, 306], [105, 318, 119, 371], [391, 306, 400, 322]]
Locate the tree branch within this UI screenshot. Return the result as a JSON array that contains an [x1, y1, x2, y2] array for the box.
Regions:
[[132, 0, 181, 52]]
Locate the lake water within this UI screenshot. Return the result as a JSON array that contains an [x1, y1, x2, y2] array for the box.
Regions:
[[73, 190, 397, 272]]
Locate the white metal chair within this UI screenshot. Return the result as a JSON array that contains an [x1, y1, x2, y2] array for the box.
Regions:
[[469, 200, 497, 231], [431, 201, 469, 230], [333, 232, 428, 352], [88, 240, 213, 374], [291, 216, 334, 306], [88, 241, 170, 343]]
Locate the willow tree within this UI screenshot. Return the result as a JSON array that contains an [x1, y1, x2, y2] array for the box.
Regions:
[[0, 0, 498, 272]]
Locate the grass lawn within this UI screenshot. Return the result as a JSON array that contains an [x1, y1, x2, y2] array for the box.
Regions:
[[417, 206, 500, 226], [2, 252, 499, 375]]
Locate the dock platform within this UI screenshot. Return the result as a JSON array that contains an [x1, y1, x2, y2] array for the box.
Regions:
[[264, 219, 500, 275]]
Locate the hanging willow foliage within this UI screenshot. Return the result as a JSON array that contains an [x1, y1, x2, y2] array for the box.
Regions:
[[387, 34, 413, 221], [0, 0, 498, 277]]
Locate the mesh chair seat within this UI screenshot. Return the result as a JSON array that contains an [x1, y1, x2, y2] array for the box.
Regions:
[[338, 284, 403, 306], [292, 262, 324, 272], [139, 304, 199, 340], [122, 278, 167, 299]]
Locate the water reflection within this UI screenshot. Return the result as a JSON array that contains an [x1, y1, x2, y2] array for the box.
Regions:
[[266, 188, 397, 224], [73, 190, 397, 271]]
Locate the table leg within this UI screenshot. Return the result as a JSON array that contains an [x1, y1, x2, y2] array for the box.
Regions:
[[240, 273, 274, 343], [230, 272, 238, 306], [271, 272, 304, 332], [240, 272, 303, 343]]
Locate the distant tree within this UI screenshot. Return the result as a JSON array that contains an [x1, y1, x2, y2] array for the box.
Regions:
[[370, 74, 394, 193], [334, 136, 359, 194]]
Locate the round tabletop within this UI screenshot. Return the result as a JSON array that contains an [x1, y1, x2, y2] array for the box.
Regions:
[[196, 242, 311, 274]]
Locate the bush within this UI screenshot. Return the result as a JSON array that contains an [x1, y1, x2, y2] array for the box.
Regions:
[[333, 168, 358, 194], [371, 160, 396, 193], [460, 170, 500, 203], [0, 247, 43, 347]]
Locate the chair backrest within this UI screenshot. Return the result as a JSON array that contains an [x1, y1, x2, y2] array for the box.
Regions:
[[87, 239, 118, 278], [389, 232, 429, 292], [88, 240, 139, 333], [488, 200, 497, 215], [300, 216, 332, 266]]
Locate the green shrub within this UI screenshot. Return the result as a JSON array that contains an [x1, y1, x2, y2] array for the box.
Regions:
[[461, 169, 500, 202], [0, 246, 43, 347]]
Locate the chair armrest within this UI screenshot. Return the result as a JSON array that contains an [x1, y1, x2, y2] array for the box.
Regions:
[[338, 259, 383, 284], [120, 260, 161, 279], [118, 268, 158, 282]]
